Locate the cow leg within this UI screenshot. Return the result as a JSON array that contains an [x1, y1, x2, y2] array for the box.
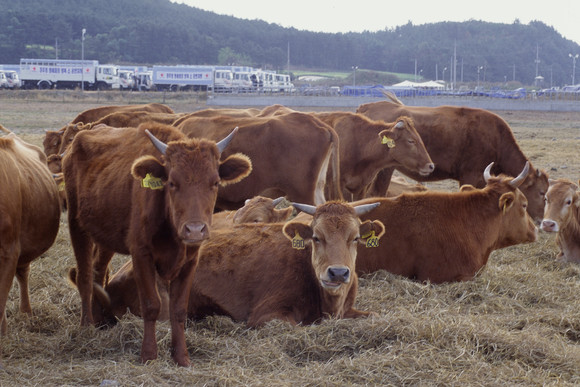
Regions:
[[168, 255, 198, 367], [364, 168, 395, 198], [92, 246, 114, 286], [15, 264, 31, 314], [68, 223, 96, 326], [132, 253, 161, 364]]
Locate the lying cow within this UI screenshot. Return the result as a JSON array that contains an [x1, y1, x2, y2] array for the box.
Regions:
[[62, 123, 252, 366], [353, 162, 538, 283], [211, 196, 292, 229], [540, 179, 580, 263], [0, 132, 60, 365], [357, 99, 549, 222], [70, 201, 385, 327]]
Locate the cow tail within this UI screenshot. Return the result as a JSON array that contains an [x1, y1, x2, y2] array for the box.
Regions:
[[328, 127, 343, 201]]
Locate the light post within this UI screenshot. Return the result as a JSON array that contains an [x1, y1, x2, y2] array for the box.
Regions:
[[352, 65, 358, 87], [477, 66, 483, 90], [569, 53, 579, 85], [81, 28, 86, 91]]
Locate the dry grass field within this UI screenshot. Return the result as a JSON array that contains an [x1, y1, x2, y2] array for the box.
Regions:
[[0, 91, 579, 386]]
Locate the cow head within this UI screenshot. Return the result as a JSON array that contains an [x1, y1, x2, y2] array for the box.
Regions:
[[484, 162, 538, 247], [131, 127, 252, 245], [283, 201, 385, 296], [232, 196, 293, 224], [377, 116, 434, 176], [517, 166, 550, 224], [43, 129, 63, 156], [541, 179, 579, 233]]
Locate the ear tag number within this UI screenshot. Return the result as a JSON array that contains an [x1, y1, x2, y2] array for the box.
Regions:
[[141, 173, 164, 190], [292, 232, 306, 250], [382, 136, 396, 148], [364, 231, 379, 248]]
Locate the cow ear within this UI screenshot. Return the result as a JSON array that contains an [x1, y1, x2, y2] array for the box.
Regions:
[[460, 184, 477, 192], [499, 192, 516, 214], [358, 220, 385, 245], [219, 153, 252, 187], [131, 155, 167, 181], [282, 222, 314, 246]]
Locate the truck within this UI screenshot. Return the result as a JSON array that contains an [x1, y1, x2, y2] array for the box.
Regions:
[[151, 65, 233, 92], [118, 69, 135, 90], [19, 58, 120, 90]]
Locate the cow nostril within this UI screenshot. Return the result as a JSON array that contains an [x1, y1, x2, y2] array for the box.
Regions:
[[328, 267, 350, 282], [428, 163, 435, 171]]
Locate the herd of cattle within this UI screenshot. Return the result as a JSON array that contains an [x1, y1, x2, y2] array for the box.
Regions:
[[1, 96, 579, 367]]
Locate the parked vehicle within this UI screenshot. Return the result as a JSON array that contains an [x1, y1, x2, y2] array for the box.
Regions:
[[119, 70, 135, 90], [0, 70, 20, 89], [19, 58, 120, 90]]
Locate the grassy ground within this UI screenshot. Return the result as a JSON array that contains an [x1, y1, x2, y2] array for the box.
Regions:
[[0, 91, 579, 386]]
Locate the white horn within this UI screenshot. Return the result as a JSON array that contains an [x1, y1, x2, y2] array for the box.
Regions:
[[354, 202, 381, 216], [217, 127, 238, 154], [145, 129, 167, 155], [292, 202, 317, 215], [509, 161, 530, 188], [483, 162, 494, 183]]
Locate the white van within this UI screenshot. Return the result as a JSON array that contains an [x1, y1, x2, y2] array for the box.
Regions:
[[213, 69, 233, 92], [233, 71, 253, 92]]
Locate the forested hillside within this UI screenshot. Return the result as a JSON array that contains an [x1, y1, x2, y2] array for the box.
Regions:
[[1, 0, 579, 86]]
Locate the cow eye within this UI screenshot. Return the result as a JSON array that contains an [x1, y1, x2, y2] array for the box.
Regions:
[[407, 139, 416, 145], [312, 236, 320, 243], [566, 199, 572, 206]]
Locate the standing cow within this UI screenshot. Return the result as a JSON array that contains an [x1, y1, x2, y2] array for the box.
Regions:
[[62, 123, 251, 366], [0, 132, 60, 365], [176, 112, 342, 209], [43, 103, 175, 156], [69, 201, 385, 327], [313, 112, 434, 200], [541, 179, 580, 263], [353, 162, 538, 283], [357, 100, 549, 222]]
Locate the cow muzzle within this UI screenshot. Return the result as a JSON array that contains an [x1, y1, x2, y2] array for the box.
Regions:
[[419, 162, 435, 176], [321, 266, 350, 290], [180, 221, 210, 245], [540, 219, 559, 233]]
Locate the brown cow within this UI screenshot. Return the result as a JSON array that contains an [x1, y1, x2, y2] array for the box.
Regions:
[[357, 100, 549, 222], [353, 162, 538, 283], [71, 201, 385, 327], [540, 179, 580, 263], [0, 132, 60, 365], [43, 103, 174, 156], [171, 108, 261, 127], [62, 122, 251, 366], [176, 112, 342, 209], [211, 196, 292, 229], [313, 112, 434, 200]]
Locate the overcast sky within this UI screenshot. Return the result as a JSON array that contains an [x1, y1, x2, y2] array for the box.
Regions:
[[171, 0, 580, 47]]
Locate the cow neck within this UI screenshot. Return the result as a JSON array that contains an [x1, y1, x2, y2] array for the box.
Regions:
[[318, 280, 352, 319], [495, 122, 530, 176]]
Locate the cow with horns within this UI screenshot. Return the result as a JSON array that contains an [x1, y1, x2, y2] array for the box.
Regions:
[[62, 122, 252, 366]]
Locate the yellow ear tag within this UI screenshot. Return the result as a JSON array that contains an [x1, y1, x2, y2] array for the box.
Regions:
[[58, 181, 66, 192], [382, 136, 396, 148], [141, 173, 164, 190], [502, 203, 507, 215], [365, 231, 380, 248], [292, 231, 306, 250]]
